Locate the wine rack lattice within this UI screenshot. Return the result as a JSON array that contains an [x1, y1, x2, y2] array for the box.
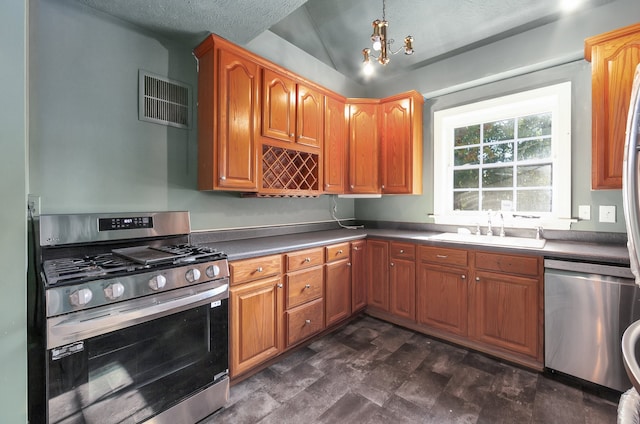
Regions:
[[262, 145, 319, 192]]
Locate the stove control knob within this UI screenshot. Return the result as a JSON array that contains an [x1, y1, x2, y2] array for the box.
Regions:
[[104, 282, 125, 300], [185, 268, 201, 283], [70, 288, 93, 306], [206, 265, 220, 278], [148, 275, 167, 291]]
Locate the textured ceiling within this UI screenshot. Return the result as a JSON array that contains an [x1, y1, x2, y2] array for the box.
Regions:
[[73, 0, 615, 84]]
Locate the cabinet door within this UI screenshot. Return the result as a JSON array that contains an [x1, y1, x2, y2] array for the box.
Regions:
[[586, 23, 640, 189], [297, 84, 323, 148], [348, 102, 380, 193], [262, 68, 296, 143], [417, 264, 468, 336], [325, 259, 352, 326], [389, 258, 415, 321], [366, 239, 389, 311], [230, 276, 283, 377], [351, 240, 367, 312], [323, 95, 347, 193], [198, 47, 259, 191], [470, 271, 539, 358], [380, 97, 412, 194]]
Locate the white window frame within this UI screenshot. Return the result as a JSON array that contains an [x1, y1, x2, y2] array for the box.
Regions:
[[433, 82, 574, 230]]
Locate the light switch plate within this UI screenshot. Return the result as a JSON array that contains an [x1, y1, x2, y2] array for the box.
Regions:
[[599, 205, 616, 223], [578, 205, 591, 220]]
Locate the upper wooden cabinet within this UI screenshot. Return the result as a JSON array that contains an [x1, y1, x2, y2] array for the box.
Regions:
[[585, 23, 640, 189], [380, 92, 423, 194], [323, 95, 347, 193], [348, 100, 380, 194], [262, 68, 323, 149], [345, 91, 424, 195], [195, 37, 260, 191]]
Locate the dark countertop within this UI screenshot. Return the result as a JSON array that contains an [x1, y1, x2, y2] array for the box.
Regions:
[[202, 228, 630, 266]]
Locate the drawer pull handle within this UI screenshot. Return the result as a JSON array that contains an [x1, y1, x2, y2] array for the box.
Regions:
[[436, 255, 448, 259], [304, 284, 311, 289], [304, 257, 311, 263], [256, 267, 263, 273], [305, 319, 311, 325], [338, 249, 343, 254]]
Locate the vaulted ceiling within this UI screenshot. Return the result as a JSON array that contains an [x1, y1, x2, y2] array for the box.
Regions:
[[73, 0, 615, 84]]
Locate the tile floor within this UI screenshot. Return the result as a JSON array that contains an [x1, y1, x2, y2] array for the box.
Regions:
[[203, 315, 619, 424]]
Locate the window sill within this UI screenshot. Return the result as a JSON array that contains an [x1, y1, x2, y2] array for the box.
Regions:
[[432, 214, 576, 231]]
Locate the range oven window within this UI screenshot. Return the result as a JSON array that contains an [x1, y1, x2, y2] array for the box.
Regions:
[[47, 299, 228, 424]]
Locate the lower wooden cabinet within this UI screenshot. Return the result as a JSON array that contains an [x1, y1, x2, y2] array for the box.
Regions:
[[389, 255, 415, 321], [366, 239, 390, 311], [325, 258, 352, 326], [286, 298, 324, 346], [417, 265, 468, 336], [229, 275, 283, 377], [351, 240, 367, 312]]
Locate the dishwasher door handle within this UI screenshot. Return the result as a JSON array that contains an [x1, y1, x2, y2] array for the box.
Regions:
[[623, 320, 640, 392]]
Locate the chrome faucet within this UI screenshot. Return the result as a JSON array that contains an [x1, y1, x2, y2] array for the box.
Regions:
[[499, 213, 506, 237], [475, 222, 481, 235], [535, 226, 544, 240], [486, 210, 493, 236]]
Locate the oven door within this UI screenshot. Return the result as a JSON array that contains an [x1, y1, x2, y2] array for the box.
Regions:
[[45, 281, 229, 424]]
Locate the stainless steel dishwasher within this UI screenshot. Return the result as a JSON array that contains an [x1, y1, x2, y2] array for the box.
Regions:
[[545, 259, 640, 392]]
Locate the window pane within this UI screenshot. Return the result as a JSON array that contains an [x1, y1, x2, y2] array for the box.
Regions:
[[454, 191, 479, 211], [482, 190, 513, 211], [518, 189, 551, 212], [454, 125, 480, 146], [483, 167, 513, 188], [517, 164, 552, 187], [454, 146, 480, 165], [483, 119, 514, 143], [454, 169, 479, 188], [517, 138, 551, 161], [518, 113, 551, 138], [483, 142, 513, 164]]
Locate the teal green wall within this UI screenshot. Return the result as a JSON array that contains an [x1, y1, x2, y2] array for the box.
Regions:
[[29, 0, 356, 231], [1, 0, 28, 422], [357, 0, 640, 233]]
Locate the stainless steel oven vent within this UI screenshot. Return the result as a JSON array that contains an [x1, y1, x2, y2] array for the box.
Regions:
[[139, 70, 191, 129]]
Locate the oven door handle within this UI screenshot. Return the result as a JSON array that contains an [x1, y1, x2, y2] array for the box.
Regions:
[[47, 282, 228, 350]]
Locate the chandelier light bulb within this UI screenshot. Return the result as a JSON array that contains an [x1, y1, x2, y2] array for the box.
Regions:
[[372, 38, 382, 51]]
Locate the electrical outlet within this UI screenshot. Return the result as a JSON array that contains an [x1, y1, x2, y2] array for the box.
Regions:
[[578, 205, 591, 220], [28, 194, 41, 217], [599, 205, 616, 223]]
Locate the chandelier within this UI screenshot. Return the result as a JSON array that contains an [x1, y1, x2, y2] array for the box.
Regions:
[[362, 0, 414, 75]]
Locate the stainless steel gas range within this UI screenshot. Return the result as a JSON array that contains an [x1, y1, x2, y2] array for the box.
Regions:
[[29, 211, 229, 424]]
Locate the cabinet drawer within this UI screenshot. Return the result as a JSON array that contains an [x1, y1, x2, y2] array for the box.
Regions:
[[390, 242, 415, 260], [474, 252, 540, 277], [286, 298, 324, 346], [286, 247, 324, 271], [326, 242, 350, 262], [419, 246, 468, 267], [286, 266, 324, 309], [230, 254, 282, 286]]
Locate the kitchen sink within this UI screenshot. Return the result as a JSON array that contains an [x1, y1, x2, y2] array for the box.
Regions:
[[427, 232, 547, 249]]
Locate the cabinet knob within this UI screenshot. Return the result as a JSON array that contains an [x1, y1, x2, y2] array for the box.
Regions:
[[256, 267, 263, 273], [304, 284, 311, 289], [475, 277, 480, 282], [347, 262, 352, 267], [220, 176, 226, 181], [290, 133, 295, 137], [400, 249, 404, 254], [350, 185, 354, 189], [304, 257, 311, 263], [305, 319, 311, 325], [353, 246, 359, 251], [390, 262, 395, 267], [338, 249, 343, 254], [277, 283, 283, 288], [381, 185, 385, 190], [461, 275, 466, 279]]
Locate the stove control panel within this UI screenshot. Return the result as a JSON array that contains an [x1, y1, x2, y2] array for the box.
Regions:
[[46, 259, 230, 318], [98, 216, 153, 231]]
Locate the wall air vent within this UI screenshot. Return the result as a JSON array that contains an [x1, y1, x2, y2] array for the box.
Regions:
[[139, 70, 191, 129]]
